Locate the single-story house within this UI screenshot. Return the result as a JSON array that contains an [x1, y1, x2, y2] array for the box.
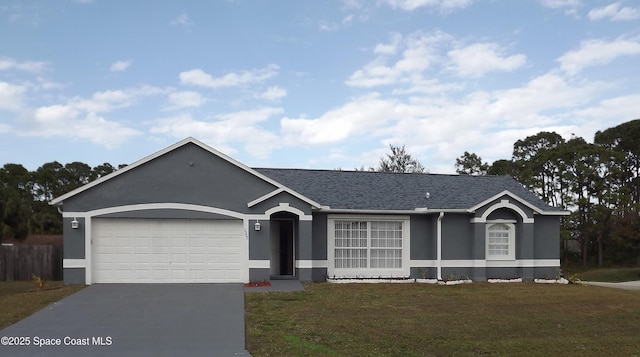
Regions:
[[52, 138, 568, 285]]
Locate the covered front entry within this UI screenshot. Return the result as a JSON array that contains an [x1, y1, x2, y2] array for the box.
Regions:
[[92, 218, 247, 283], [269, 213, 298, 278]]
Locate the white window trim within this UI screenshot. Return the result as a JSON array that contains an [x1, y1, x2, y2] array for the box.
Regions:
[[327, 215, 410, 278], [486, 220, 516, 261]]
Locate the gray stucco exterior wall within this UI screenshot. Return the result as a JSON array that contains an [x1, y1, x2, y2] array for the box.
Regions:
[[409, 214, 436, 260], [534, 215, 561, 259], [63, 268, 85, 285], [311, 213, 328, 260], [296, 220, 314, 260], [441, 214, 474, 260], [249, 220, 270, 260], [63, 143, 278, 214], [63, 217, 85, 259]]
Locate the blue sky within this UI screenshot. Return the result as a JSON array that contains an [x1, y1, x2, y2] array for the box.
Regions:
[[1, 0, 639, 173]]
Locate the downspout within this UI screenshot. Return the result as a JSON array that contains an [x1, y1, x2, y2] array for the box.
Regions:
[[436, 212, 444, 281]]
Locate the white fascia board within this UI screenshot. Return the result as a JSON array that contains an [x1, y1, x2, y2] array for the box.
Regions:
[[537, 210, 571, 216], [319, 208, 430, 215], [431, 208, 471, 213], [320, 208, 470, 214]]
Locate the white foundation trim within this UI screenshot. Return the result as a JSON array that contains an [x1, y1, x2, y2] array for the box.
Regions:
[[295, 260, 328, 269], [63, 259, 86, 268], [410, 259, 560, 268], [249, 260, 271, 269]]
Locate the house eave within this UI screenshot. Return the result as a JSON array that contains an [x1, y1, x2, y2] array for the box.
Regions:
[[316, 208, 433, 215], [467, 190, 569, 216], [535, 210, 571, 216]]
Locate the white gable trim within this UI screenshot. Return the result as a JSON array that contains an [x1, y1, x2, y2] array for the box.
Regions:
[[471, 199, 535, 224], [468, 190, 569, 216], [247, 187, 323, 209], [264, 203, 313, 221], [468, 190, 542, 214], [50, 137, 321, 209], [248, 188, 286, 207]]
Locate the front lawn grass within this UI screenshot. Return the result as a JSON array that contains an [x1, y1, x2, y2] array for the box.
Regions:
[[246, 283, 640, 356], [0, 281, 84, 330]]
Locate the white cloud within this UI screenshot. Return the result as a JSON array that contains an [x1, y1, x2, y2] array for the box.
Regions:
[[257, 86, 287, 102], [342, 15, 354, 24], [281, 94, 398, 145], [168, 91, 206, 108], [539, 0, 581, 8], [179, 64, 280, 89], [539, 0, 582, 14], [574, 94, 640, 122], [287, 69, 604, 172], [319, 21, 339, 32], [110, 60, 132, 72], [0, 122, 10, 133], [150, 108, 282, 158], [75, 113, 141, 148], [383, 0, 474, 12], [374, 33, 402, 55], [588, 2, 640, 21], [216, 107, 283, 123], [485, 73, 598, 123], [26, 105, 140, 148], [447, 43, 527, 77], [0, 82, 27, 111], [71, 85, 165, 113], [170, 13, 194, 28], [0, 57, 47, 74], [34, 104, 79, 124], [558, 37, 640, 75], [346, 31, 452, 88]]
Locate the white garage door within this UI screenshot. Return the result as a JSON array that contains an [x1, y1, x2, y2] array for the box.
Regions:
[[92, 218, 246, 283]]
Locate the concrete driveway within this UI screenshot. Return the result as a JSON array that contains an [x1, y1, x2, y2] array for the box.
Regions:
[[0, 284, 251, 356]]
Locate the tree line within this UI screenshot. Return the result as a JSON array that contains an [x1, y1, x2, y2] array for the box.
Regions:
[[455, 119, 640, 267], [0, 162, 124, 240]]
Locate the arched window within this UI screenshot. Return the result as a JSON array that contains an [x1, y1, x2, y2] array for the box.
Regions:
[[486, 222, 515, 260]]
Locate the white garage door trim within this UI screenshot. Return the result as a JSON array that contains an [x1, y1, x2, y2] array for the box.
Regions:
[[92, 218, 247, 283]]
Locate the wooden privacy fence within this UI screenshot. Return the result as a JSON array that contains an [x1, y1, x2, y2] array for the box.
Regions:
[[0, 245, 63, 281]]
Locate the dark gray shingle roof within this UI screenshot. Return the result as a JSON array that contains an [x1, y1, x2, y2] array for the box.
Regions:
[[254, 168, 564, 212]]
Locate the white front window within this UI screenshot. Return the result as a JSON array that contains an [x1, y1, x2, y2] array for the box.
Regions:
[[329, 216, 409, 277], [486, 222, 515, 260]]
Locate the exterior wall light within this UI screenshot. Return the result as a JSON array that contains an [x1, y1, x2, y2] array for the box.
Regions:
[[71, 218, 79, 229], [254, 220, 261, 231]]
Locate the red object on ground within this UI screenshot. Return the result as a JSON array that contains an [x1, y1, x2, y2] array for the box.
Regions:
[[243, 280, 271, 287]]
